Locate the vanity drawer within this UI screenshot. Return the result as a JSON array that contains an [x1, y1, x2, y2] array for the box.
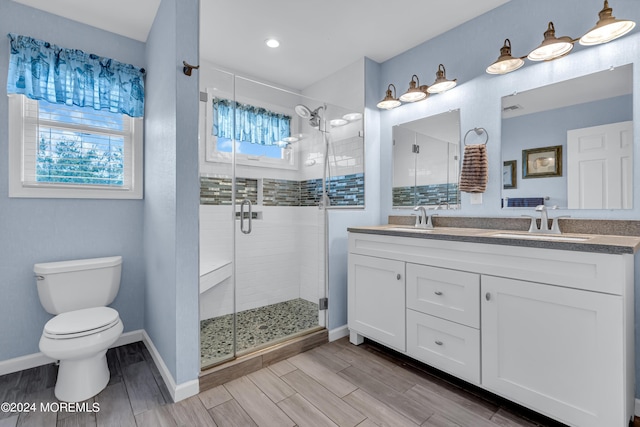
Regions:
[[406, 263, 480, 328], [407, 309, 480, 384]]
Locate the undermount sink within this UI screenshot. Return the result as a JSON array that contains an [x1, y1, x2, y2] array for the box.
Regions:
[[491, 232, 591, 242], [385, 227, 435, 233]]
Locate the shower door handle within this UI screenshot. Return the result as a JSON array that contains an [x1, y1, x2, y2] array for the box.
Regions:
[[240, 199, 252, 234]]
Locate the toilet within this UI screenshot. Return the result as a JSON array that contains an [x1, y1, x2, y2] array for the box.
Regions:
[[34, 256, 124, 402]]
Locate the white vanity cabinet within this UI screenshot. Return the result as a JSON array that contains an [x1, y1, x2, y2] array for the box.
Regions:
[[406, 264, 481, 384], [348, 253, 406, 352], [347, 231, 635, 427]]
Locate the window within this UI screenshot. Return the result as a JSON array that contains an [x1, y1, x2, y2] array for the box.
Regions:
[[205, 95, 295, 169], [6, 33, 145, 199], [9, 95, 143, 199]]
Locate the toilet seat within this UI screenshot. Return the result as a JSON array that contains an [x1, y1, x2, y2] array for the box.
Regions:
[[43, 307, 120, 340]]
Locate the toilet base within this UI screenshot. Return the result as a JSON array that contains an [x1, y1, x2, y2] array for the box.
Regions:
[[54, 351, 110, 402]]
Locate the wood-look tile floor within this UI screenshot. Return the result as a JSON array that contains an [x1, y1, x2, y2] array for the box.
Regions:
[[0, 338, 567, 427]]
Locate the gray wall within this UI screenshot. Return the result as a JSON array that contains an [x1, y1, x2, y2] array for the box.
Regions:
[[144, 0, 200, 385], [0, 0, 146, 360]]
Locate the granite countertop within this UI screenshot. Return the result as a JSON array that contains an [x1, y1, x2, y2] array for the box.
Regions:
[[347, 224, 640, 255]]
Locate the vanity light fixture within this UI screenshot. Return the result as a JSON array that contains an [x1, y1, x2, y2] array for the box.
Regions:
[[377, 84, 402, 109], [487, 2, 635, 75], [427, 64, 457, 94], [399, 74, 429, 102], [486, 39, 525, 74], [527, 22, 574, 61], [580, 0, 636, 45]]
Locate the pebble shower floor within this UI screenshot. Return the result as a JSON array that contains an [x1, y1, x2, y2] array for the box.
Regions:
[[200, 298, 319, 368]]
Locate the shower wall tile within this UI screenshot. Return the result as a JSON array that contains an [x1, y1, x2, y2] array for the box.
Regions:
[[393, 183, 460, 207], [300, 178, 324, 207], [200, 177, 258, 205], [201, 173, 364, 207], [263, 179, 301, 206], [328, 173, 365, 206]]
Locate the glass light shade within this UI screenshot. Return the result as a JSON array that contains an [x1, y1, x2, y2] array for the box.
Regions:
[[580, 1, 635, 45], [282, 136, 299, 143], [343, 112, 362, 121], [265, 38, 280, 48], [528, 22, 574, 61], [427, 64, 457, 94], [486, 39, 525, 75], [399, 75, 429, 102], [377, 98, 402, 109], [330, 118, 348, 127], [377, 84, 401, 109]]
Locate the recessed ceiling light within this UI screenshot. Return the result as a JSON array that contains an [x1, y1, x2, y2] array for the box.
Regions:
[[265, 38, 280, 48]]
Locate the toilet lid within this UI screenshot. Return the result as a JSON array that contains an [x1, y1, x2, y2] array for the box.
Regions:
[[44, 307, 120, 339]]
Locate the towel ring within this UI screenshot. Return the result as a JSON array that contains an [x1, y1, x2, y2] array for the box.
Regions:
[[463, 127, 488, 146]]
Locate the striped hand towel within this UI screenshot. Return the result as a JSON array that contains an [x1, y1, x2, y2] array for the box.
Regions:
[[459, 144, 488, 193]]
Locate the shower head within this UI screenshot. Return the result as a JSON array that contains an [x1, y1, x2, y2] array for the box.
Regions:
[[295, 104, 313, 119], [295, 104, 324, 129]]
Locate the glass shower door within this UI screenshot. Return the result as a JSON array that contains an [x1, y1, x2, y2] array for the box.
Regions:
[[231, 76, 325, 357]]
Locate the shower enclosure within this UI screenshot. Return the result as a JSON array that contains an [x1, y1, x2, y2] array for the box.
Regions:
[[198, 68, 364, 368]]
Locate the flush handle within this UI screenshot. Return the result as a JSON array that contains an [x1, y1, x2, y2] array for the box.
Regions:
[[35, 275, 44, 281]]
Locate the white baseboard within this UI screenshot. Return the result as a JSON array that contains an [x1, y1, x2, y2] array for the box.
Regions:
[[0, 330, 143, 376], [328, 324, 349, 342], [0, 329, 199, 403], [141, 330, 199, 402]]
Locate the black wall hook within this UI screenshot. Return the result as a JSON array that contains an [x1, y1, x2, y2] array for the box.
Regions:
[[183, 61, 200, 76]]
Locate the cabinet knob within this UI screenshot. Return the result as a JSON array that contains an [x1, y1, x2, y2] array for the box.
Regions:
[[434, 291, 443, 296], [435, 340, 443, 346], [397, 273, 401, 280], [485, 292, 491, 301]]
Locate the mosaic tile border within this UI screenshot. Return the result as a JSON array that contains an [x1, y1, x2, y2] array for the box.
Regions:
[[200, 177, 258, 205], [201, 173, 364, 207], [393, 183, 459, 207]]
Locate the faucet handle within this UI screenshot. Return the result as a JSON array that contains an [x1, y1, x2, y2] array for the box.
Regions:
[[412, 213, 420, 227], [550, 215, 571, 234], [522, 215, 538, 233]]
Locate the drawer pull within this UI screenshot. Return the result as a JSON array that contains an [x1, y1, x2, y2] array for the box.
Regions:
[[434, 291, 443, 296], [435, 340, 443, 346], [397, 273, 402, 280], [486, 292, 491, 301]]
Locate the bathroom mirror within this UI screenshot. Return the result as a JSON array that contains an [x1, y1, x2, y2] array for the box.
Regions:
[[501, 64, 633, 209], [392, 110, 460, 208]]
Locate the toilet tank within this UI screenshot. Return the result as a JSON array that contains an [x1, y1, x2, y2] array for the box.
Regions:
[[34, 256, 122, 315]]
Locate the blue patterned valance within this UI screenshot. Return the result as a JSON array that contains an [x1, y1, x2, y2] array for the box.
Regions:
[[213, 97, 291, 146], [6, 33, 145, 117]]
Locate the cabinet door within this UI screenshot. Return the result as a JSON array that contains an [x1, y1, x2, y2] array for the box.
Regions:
[[348, 254, 405, 352], [482, 275, 625, 427], [406, 263, 479, 327]]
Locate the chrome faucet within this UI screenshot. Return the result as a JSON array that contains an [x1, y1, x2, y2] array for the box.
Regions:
[[525, 205, 568, 234], [413, 206, 434, 229], [535, 205, 550, 233]]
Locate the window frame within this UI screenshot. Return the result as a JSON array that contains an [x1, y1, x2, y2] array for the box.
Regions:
[[204, 89, 298, 170], [8, 94, 143, 199]]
